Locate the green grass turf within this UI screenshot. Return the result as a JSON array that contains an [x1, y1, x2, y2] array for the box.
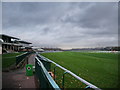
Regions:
[[2, 52, 23, 68], [41, 51, 118, 88]]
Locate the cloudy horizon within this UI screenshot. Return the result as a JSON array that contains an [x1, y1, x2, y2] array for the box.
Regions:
[[2, 2, 118, 49]]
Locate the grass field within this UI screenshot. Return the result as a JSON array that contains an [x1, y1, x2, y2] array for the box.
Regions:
[[2, 52, 23, 68], [41, 51, 118, 88]]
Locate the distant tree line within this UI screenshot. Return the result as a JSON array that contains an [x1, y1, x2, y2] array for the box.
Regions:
[[70, 46, 120, 51], [40, 46, 120, 51], [104, 47, 120, 51]]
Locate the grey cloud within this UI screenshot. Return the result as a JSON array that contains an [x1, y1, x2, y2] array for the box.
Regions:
[[2, 2, 118, 49], [61, 2, 117, 29], [3, 2, 70, 29]]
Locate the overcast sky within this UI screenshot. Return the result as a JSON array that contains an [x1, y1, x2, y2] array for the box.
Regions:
[[2, 2, 118, 49]]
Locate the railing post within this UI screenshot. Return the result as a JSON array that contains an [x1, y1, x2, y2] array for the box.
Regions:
[[26, 56, 28, 64], [53, 65, 57, 80], [62, 71, 67, 89], [85, 86, 91, 89]]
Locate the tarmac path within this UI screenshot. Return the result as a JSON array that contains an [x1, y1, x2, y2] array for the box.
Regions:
[[2, 54, 37, 89]]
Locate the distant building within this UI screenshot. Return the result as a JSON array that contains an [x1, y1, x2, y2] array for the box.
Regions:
[[0, 34, 32, 53], [32, 47, 44, 52], [41, 48, 62, 51]]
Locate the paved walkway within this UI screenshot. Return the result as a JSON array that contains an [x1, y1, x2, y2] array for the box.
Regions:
[[2, 54, 37, 89]]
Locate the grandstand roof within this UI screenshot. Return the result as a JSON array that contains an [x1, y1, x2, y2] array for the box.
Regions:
[[18, 40, 32, 44], [0, 34, 20, 40]]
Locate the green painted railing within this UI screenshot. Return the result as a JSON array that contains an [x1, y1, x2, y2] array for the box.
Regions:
[[36, 53, 101, 90], [35, 56, 61, 89], [16, 52, 34, 66], [36, 54, 51, 71]]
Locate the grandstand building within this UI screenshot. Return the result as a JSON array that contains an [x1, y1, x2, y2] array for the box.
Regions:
[[18, 40, 32, 52], [0, 34, 32, 53]]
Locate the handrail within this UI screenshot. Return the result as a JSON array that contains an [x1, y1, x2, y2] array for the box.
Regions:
[[35, 56, 61, 90], [37, 54, 101, 90], [16, 52, 28, 57], [16, 52, 33, 66], [37, 54, 50, 62]]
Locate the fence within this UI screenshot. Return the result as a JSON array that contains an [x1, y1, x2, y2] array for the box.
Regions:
[[35, 56, 60, 89], [16, 52, 34, 66], [36, 53, 101, 89], [36, 54, 51, 71]]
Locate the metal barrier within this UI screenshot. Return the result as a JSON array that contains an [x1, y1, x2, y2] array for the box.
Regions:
[[37, 54, 51, 71], [37, 53, 101, 90], [35, 56, 61, 89], [16, 52, 34, 66]]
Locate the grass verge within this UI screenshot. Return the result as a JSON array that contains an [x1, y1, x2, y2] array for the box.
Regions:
[[41, 51, 118, 88], [2, 52, 23, 68]]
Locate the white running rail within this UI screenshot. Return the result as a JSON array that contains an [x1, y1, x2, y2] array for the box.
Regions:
[[37, 54, 101, 90]]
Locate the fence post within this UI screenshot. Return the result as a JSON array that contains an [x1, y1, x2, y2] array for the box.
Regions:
[[62, 71, 67, 89], [85, 86, 91, 89], [53, 65, 57, 80], [26, 56, 28, 64]]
